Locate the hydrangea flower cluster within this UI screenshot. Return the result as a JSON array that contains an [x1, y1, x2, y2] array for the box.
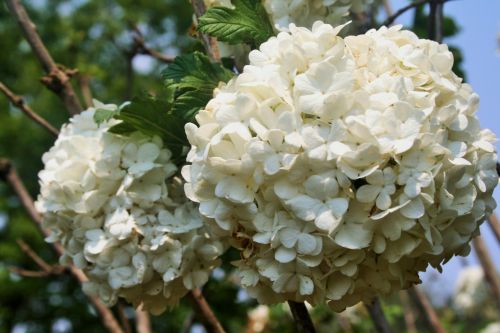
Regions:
[[453, 266, 489, 314], [205, 0, 372, 29], [35, 103, 224, 314], [183, 22, 498, 310]]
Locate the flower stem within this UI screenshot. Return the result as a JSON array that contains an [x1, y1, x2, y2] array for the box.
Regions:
[[287, 301, 316, 333]]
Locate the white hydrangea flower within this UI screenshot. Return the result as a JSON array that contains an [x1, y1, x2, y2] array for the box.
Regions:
[[183, 22, 498, 310], [36, 104, 224, 314], [453, 266, 490, 314]]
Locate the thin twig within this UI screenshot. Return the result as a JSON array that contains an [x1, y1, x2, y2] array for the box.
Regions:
[[0, 81, 59, 137], [0, 159, 124, 333], [78, 75, 94, 108], [407, 287, 447, 333], [131, 26, 175, 64], [135, 305, 152, 333], [187, 289, 226, 333], [191, 0, 220, 62], [5, 0, 82, 115], [181, 311, 195, 333], [287, 301, 316, 333], [364, 298, 393, 333], [472, 236, 500, 309], [487, 214, 500, 243], [336, 313, 354, 333], [118, 302, 132, 333], [399, 291, 417, 333], [382, 0, 394, 17], [381, 0, 452, 27]]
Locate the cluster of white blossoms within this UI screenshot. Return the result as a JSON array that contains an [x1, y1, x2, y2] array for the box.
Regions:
[[35, 103, 224, 314], [453, 266, 489, 314], [205, 0, 372, 30], [183, 22, 498, 310]]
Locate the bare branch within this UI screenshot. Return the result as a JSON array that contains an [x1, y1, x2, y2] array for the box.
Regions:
[[187, 289, 226, 333], [364, 298, 393, 333], [407, 287, 446, 333], [382, 0, 394, 17], [0, 159, 124, 333], [381, 0, 452, 28], [399, 291, 417, 333], [117, 302, 132, 333], [191, 0, 221, 62], [428, 0, 444, 43], [131, 27, 175, 64], [5, 0, 83, 115], [287, 301, 316, 333], [78, 75, 94, 108], [472, 236, 500, 309], [487, 213, 500, 243], [135, 305, 152, 333], [0, 81, 59, 137]]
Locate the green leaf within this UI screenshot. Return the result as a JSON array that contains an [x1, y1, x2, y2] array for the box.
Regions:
[[108, 96, 188, 160], [198, 0, 274, 47], [162, 51, 234, 122], [93, 106, 119, 125]]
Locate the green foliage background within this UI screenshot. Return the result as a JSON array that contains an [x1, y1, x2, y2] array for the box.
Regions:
[[0, 1, 496, 332]]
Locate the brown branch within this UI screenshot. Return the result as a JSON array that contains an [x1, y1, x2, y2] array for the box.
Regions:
[[472, 236, 500, 309], [187, 289, 226, 333], [382, 0, 394, 17], [407, 287, 446, 333], [287, 301, 316, 333], [380, 0, 452, 27], [181, 311, 195, 333], [5, 0, 82, 115], [191, 0, 220, 62], [399, 291, 417, 333], [364, 298, 393, 333], [487, 214, 500, 243], [78, 75, 94, 108], [0, 158, 124, 333], [428, 0, 444, 43], [17, 239, 53, 272], [0, 81, 59, 137], [135, 305, 152, 333], [131, 27, 175, 64], [9, 265, 64, 277], [117, 302, 132, 333]]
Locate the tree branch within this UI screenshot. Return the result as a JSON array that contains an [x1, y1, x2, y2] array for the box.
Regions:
[[0, 81, 59, 137], [191, 0, 220, 62], [5, 0, 83, 115], [381, 0, 452, 27], [398, 291, 417, 333], [131, 27, 175, 64], [428, 0, 444, 43], [0, 159, 124, 333], [472, 236, 500, 309], [135, 305, 152, 333], [187, 289, 226, 333], [487, 213, 500, 243], [364, 298, 393, 333], [287, 301, 316, 333], [78, 75, 94, 108], [407, 287, 447, 333]]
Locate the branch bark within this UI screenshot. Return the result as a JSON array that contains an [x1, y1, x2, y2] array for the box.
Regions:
[[78, 75, 94, 108], [191, 0, 220, 62], [381, 0, 451, 27], [187, 289, 226, 333], [428, 0, 444, 43], [399, 291, 417, 333], [5, 0, 82, 115], [287, 301, 316, 333], [135, 306, 152, 333], [0, 159, 124, 333], [407, 287, 446, 333], [472, 236, 500, 309], [487, 213, 500, 243], [131, 26, 175, 64], [0, 81, 59, 137], [364, 298, 393, 333]]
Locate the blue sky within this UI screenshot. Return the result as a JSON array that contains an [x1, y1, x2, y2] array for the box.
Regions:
[[390, 0, 500, 305]]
